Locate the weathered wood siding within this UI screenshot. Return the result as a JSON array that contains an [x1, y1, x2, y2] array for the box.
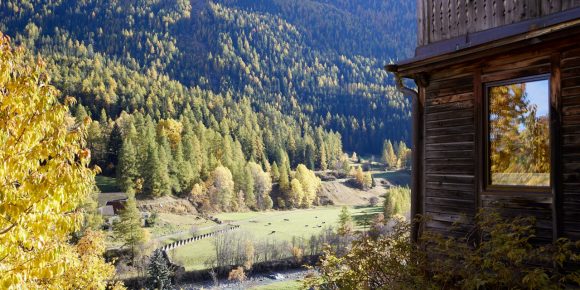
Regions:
[[561, 47, 580, 240], [418, 0, 580, 46], [424, 75, 477, 235], [479, 53, 554, 242], [420, 40, 580, 241]]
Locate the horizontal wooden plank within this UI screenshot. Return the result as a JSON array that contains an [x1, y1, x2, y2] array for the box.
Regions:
[[426, 133, 475, 144], [561, 47, 580, 60], [426, 92, 473, 106], [562, 104, 580, 116], [425, 220, 474, 232], [562, 76, 580, 88], [426, 117, 474, 129], [562, 86, 580, 97], [480, 205, 553, 221], [425, 109, 473, 122], [425, 149, 475, 159], [426, 182, 475, 192], [425, 100, 474, 114], [561, 55, 580, 69], [426, 158, 475, 166], [425, 188, 476, 199], [423, 211, 474, 223], [562, 134, 580, 144], [426, 174, 475, 184], [427, 124, 475, 137], [425, 142, 474, 152], [563, 173, 580, 183], [562, 114, 580, 125], [561, 66, 580, 79], [482, 64, 551, 83], [561, 124, 580, 134], [482, 55, 551, 74], [562, 95, 580, 106], [426, 76, 474, 92], [425, 164, 476, 175]]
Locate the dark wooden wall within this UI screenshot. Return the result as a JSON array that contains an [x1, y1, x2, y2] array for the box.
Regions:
[[561, 47, 580, 240], [424, 75, 477, 235], [420, 38, 580, 242], [418, 0, 580, 46]]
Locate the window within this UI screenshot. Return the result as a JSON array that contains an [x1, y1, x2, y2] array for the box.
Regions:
[[486, 76, 551, 188]]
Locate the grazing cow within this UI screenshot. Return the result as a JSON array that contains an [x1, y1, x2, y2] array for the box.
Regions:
[[284, 218, 289, 221]]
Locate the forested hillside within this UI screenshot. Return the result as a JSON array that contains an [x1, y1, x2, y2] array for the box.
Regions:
[[0, 0, 414, 205], [0, 0, 415, 152]]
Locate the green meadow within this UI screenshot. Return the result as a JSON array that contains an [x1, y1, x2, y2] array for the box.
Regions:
[[170, 206, 382, 270]]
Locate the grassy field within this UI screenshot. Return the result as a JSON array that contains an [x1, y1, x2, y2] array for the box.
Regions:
[[170, 205, 382, 270], [149, 213, 217, 239], [95, 175, 121, 193], [372, 170, 411, 187]]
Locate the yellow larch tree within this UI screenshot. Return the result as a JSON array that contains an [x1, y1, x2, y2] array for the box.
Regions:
[[0, 33, 121, 289]]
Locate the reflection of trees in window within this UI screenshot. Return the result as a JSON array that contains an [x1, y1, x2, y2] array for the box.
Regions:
[[489, 80, 550, 187]]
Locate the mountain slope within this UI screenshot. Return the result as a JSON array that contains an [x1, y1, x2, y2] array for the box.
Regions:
[[0, 0, 415, 154]]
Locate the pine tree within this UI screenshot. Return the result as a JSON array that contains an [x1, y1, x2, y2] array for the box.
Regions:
[[157, 138, 173, 196], [117, 138, 139, 192], [383, 140, 397, 169], [75, 104, 88, 124], [397, 141, 409, 169], [147, 250, 173, 290], [182, 133, 201, 184], [99, 108, 109, 128], [143, 143, 166, 197], [113, 189, 146, 262], [279, 160, 290, 192], [242, 165, 256, 209], [338, 206, 353, 236], [174, 142, 194, 195], [271, 162, 280, 182], [107, 123, 123, 171], [319, 144, 328, 171]]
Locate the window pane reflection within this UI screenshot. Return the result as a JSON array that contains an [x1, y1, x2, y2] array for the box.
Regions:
[[488, 79, 550, 187]]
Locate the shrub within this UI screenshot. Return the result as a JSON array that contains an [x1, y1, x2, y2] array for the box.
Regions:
[[228, 266, 246, 283], [304, 211, 580, 290], [145, 212, 158, 227]]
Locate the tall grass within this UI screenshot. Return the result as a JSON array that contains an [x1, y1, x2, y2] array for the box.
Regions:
[[383, 186, 411, 218]]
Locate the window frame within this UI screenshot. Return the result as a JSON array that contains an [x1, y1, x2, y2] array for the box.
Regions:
[[482, 74, 552, 193]]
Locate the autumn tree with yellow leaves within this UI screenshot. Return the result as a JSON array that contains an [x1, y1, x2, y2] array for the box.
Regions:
[[0, 33, 121, 289]]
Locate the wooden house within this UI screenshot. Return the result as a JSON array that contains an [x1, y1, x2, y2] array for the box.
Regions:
[[387, 1, 580, 243]]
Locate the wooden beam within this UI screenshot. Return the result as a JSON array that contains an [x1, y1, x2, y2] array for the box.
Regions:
[[551, 52, 562, 242], [396, 17, 580, 77]]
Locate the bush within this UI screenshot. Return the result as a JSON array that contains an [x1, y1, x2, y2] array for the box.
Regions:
[[228, 266, 246, 283], [304, 211, 580, 290], [145, 212, 158, 227]]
